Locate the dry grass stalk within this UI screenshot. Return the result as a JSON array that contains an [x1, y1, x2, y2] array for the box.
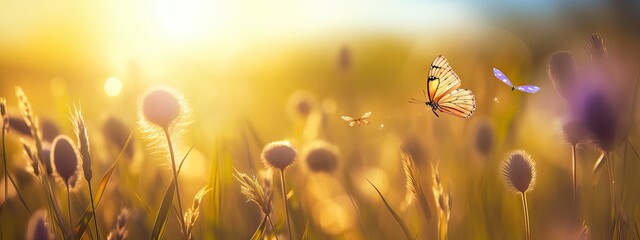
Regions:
[[26, 210, 51, 240], [139, 86, 189, 237], [184, 186, 210, 239], [400, 149, 430, 222], [72, 106, 100, 239], [234, 169, 277, 239], [431, 162, 450, 240], [502, 150, 536, 240], [107, 208, 130, 240]]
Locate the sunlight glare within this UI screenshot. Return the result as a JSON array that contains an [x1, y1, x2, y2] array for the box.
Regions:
[[104, 77, 123, 97]]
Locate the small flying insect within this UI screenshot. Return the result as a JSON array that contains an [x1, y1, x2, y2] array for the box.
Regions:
[[341, 111, 372, 127], [493, 68, 540, 93]]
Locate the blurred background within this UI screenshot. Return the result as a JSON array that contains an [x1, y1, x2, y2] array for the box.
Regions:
[[1, 0, 640, 239]]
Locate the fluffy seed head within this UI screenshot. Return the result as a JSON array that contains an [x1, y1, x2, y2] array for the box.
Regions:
[[140, 86, 184, 130], [303, 140, 340, 173], [9, 116, 60, 143], [338, 45, 351, 72], [475, 120, 494, 156], [26, 210, 50, 240], [51, 135, 81, 186], [502, 150, 536, 193], [287, 91, 316, 119], [73, 107, 92, 181], [562, 120, 589, 146], [261, 140, 297, 170], [548, 51, 578, 100], [580, 92, 619, 152], [401, 135, 427, 166]]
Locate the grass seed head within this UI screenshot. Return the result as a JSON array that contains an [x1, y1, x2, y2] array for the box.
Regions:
[[51, 135, 81, 187], [586, 33, 608, 65], [261, 140, 297, 171], [234, 169, 272, 215], [26, 210, 50, 240], [73, 106, 92, 181], [548, 51, 578, 100], [502, 150, 537, 194], [475, 119, 495, 157], [303, 140, 340, 173], [107, 208, 130, 240], [140, 86, 185, 130], [562, 120, 589, 146], [287, 90, 316, 119], [580, 92, 619, 152]]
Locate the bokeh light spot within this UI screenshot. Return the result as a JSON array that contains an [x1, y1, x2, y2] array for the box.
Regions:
[[104, 77, 122, 97]]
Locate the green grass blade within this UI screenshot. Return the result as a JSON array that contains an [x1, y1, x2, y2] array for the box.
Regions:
[[251, 215, 268, 240], [366, 178, 413, 240], [151, 143, 196, 240], [71, 133, 132, 239]]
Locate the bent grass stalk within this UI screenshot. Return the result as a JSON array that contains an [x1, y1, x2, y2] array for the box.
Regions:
[[87, 183, 99, 240], [163, 128, 187, 238]]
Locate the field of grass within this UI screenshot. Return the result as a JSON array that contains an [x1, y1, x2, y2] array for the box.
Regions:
[[2, 1, 640, 240]]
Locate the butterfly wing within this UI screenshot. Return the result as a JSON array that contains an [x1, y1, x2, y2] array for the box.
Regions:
[[427, 55, 461, 103], [360, 111, 372, 120], [341, 116, 355, 121], [493, 68, 514, 87], [515, 85, 540, 93], [437, 89, 476, 118]]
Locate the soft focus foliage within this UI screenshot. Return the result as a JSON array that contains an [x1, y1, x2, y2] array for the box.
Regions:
[[1, 1, 640, 239]]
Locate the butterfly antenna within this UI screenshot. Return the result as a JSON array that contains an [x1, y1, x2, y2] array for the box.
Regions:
[[422, 89, 427, 101], [409, 98, 423, 104]]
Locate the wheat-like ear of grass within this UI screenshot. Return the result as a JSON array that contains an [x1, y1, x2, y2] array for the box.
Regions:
[[107, 208, 129, 240], [233, 169, 278, 240], [431, 163, 451, 240], [72, 106, 100, 240], [16, 87, 67, 238], [400, 149, 431, 222], [184, 186, 211, 239]]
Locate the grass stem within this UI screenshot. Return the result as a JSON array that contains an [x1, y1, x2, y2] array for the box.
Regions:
[[88, 182, 100, 240], [521, 193, 530, 240], [163, 128, 187, 238], [67, 185, 73, 240], [280, 170, 293, 240]]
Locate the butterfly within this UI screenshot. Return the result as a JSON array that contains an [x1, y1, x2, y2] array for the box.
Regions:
[[492, 68, 540, 93], [410, 55, 476, 118], [341, 111, 371, 127]]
